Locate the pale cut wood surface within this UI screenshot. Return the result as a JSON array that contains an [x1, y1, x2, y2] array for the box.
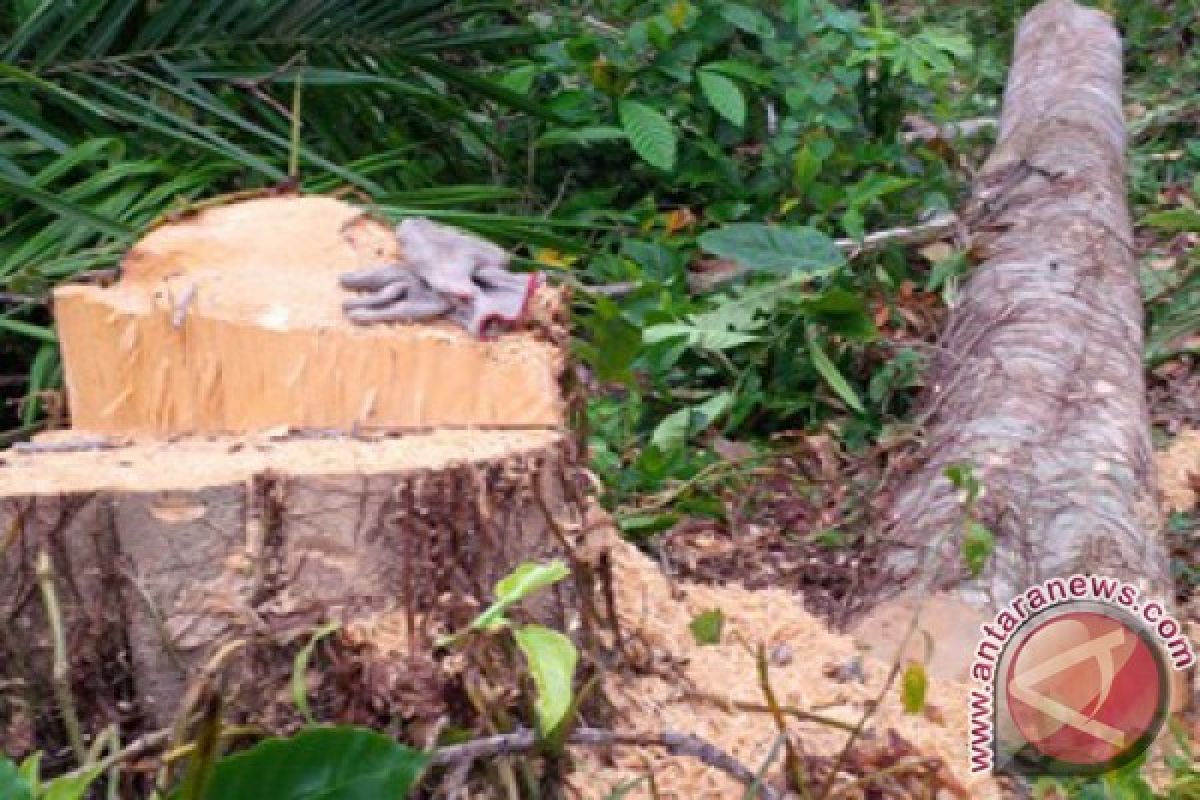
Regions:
[[54, 195, 565, 436]]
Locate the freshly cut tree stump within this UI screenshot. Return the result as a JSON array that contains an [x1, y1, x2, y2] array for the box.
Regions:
[[0, 429, 585, 736], [2, 194, 587, 755], [53, 195, 566, 436], [859, 0, 1171, 675]]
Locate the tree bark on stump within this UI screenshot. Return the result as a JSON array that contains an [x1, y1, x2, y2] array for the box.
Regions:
[[860, 0, 1172, 670], [0, 431, 588, 751], [0, 194, 593, 761]]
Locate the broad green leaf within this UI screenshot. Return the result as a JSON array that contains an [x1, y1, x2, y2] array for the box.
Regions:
[[198, 727, 428, 800], [643, 322, 760, 351], [618, 99, 677, 171], [962, 521, 995, 577], [650, 406, 692, 453], [802, 288, 878, 341], [494, 561, 571, 608], [807, 334, 864, 413], [1143, 208, 1200, 233], [900, 661, 928, 714], [702, 60, 772, 86], [697, 224, 844, 275], [651, 391, 732, 451], [514, 624, 578, 737], [292, 621, 340, 725], [475, 561, 570, 634], [17, 753, 40, 787], [0, 757, 33, 800], [721, 4, 775, 38], [577, 298, 641, 384], [689, 609, 724, 645], [42, 766, 104, 800], [697, 70, 746, 127]]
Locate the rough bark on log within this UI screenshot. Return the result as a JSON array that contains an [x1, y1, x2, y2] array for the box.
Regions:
[[867, 0, 1169, 644], [0, 429, 587, 748]]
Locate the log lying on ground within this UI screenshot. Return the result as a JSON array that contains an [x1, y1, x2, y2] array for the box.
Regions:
[[54, 195, 566, 436], [858, 0, 1171, 673], [0, 428, 585, 737]]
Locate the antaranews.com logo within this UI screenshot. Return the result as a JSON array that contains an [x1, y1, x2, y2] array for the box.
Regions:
[[967, 574, 1195, 776]]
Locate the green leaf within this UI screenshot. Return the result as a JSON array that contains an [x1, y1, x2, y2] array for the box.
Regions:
[[0, 757, 33, 800], [0, 319, 58, 343], [618, 99, 677, 171], [802, 288, 877, 341], [17, 753, 40, 788], [697, 70, 746, 127], [42, 766, 105, 800], [650, 406, 692, 453], [697, 224, 845, 275], [721, 4, 775, 38], [577, 298, 641, 384], [962, 521, 995, 578], [0, 174, 132, 239], [702, 60, 772, 86], [900, 661, 928, 714], [944, 463, 981, 504], [442, 561, 570, 645], [643, 322, 760, 351], [198, 727, 428, 800], [689, 609, 724, 645], [292, 621, 340, 725], [650, 391, 732, 451], [807, 333, 864, 413], [495, 561, 571, 611], [1142, 208, 1200, 233], [514, 624, 578, 737]]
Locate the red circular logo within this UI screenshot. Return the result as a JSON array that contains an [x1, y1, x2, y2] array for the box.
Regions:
[[1003, 609, 1167, 770]]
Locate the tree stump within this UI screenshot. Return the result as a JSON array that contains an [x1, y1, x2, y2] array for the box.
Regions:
[[0, 196, 585, 757]]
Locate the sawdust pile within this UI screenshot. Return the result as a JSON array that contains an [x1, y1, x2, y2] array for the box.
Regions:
[[568, 526, 1000, 799], [1157, 427, 1200, 513]]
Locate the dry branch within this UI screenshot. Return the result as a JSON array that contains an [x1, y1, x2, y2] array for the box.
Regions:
[[430, 726, 783, 800]]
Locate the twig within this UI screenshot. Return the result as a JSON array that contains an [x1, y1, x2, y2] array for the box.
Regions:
[[900, 117, 997, 144], [431, 727, 782, 800], [35, 550, 86, 764], [826, 756, 933, 799], [688, 213, 959, 295], [832, 212, 959, 258], [683, 689, 857, 733], [756, 645, 810, 799], [288, 54, 305, 179], [0, 291, 45, 305]]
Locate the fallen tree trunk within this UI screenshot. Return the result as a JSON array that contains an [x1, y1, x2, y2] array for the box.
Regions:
[[861, 0, 1171, 666]]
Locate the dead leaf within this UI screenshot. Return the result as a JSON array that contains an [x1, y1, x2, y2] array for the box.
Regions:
[[918, 241, 955, 263]]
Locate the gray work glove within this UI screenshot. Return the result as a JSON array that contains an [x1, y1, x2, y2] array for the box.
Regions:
[[339, 218, 542, 338]]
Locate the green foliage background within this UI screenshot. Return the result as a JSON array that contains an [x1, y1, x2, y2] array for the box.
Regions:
[[0, 0, 1196, 524]]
